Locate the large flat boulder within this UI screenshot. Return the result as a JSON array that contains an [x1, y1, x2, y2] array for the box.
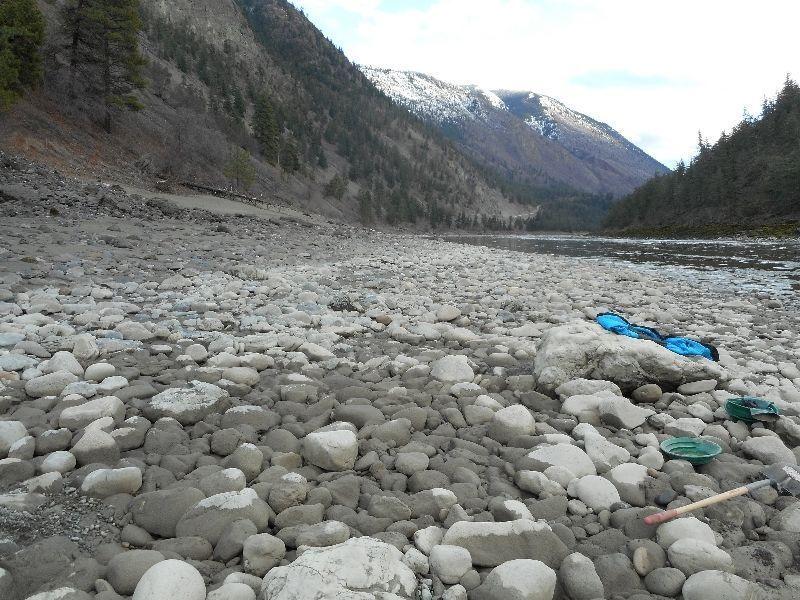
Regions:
[[144, 381, 229, 425], [132, 559, 205, 600], [526, 443, 596, 477], [81, 467, 143, 497], [430, 355, 474, 383], [260, 537, 417, 599], [598, 396, 654, 429], [25, 371, 79, 398], [741, 436, 797, 465], [534, 321, 725, 393], [0, 421, 27, 457], [681, 570, 758, 600]]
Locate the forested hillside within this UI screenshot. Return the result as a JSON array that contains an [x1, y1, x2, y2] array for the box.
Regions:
[[606, 79, 800, 235], [234, 0, 511, 225], [0, 0, 645, 230], [0, 0, 515, 226]]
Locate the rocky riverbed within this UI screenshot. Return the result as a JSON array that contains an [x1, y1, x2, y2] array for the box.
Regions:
[[1, 155, 800, 600]]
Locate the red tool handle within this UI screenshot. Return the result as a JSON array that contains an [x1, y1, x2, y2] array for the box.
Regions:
[[644, 509, 680, 525]]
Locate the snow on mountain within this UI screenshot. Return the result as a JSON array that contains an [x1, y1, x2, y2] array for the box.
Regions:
[[361, 66, 669, 196], [523, 93, 615, 144], [504, 91, 645, 156], [477, 87, 507, 111], [363, 66, 623, 146], [361, 67, 502, 124]]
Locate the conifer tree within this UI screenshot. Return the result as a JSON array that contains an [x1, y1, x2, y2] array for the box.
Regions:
[[357, 188, 373, 224], [316, 146, 328, 168], [324, 174, 347, 201], [63, 0, 88, 95], [0, 0, 45, 110], [62, 0, 145, 132], [280, 138, 301, 173], [223, 147, 256, 191], [231, 86, 245, 120], [253, 94, 280, 164]]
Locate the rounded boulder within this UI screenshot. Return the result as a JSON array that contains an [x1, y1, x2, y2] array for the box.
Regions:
[[473, 559, 556, 600], [302, 429, 358, 471], [132, 559, 205, 600]]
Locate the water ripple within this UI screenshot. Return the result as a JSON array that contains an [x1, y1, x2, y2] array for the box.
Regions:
[[442, 234, 800, 310]]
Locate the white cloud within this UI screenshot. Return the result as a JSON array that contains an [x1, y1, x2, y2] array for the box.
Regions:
[[292, 0, 800, 167]]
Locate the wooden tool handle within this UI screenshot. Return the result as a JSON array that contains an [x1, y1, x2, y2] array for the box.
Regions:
[[643, 485, 749, 526]]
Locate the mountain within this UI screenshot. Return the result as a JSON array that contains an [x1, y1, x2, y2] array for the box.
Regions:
[[0, 0, 515, 227], [361, 67, 669, 197], [605, 79, 800, 236]]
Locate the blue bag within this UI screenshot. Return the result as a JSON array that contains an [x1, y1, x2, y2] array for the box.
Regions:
[[663, 337, 716, 361], [596, 312, 718, 361]]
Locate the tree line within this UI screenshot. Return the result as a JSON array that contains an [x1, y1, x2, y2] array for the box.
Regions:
[[1, 0, 143, 132], [0, 0, 44, 110], [606, 78, 800, 233]]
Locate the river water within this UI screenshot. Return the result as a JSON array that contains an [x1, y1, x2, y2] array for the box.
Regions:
[[445, 235, 800, 309]]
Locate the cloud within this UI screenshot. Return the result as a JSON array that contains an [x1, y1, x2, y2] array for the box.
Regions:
[[290, 0, 800, 168]]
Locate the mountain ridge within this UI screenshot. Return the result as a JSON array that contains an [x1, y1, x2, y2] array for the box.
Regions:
[[361, 66, 669, 197]]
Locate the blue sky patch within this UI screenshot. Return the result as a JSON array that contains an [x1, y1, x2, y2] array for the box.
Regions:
[[571, 70, 675, 89]]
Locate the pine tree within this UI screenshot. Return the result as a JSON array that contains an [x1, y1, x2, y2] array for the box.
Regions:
[[62, 0, 146, 132], [280, 138, 301, 173], [324, 174, 347, 201], [0, 0, 45, 110], [357, 188, 373, 224], [317, 146, 328, 168], [231, 86, 245, 120], [97, 0, 146, 132], [63, 0, 88, 96], [253, 94, 280, 164], [428, 198, 442, 229], [695, 130, 709, 159], [223, 147, 256, 191]]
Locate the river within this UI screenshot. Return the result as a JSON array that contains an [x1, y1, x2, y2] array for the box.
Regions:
[[444, 234, 800, 310]]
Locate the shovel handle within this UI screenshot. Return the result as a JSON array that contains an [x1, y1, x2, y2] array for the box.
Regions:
[[644, 485, 751, 525]]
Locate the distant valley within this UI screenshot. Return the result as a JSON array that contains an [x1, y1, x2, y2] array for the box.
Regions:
[[1, 0, 669, 232]]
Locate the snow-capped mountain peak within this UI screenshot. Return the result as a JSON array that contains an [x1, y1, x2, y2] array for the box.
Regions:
[[363, 66, 627, 149], [360, 66, 668, 196], [360, 66, 502, 124], [476, 87, 507, 111], [517, 92, 619, 147]]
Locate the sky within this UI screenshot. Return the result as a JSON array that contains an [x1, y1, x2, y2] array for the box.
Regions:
[[289, 0, 799, 168]]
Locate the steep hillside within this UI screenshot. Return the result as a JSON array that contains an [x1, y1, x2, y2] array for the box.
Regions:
[[0, 0, 513, 226], [362, 67, 668, 197], [606, 79, 800, 236]]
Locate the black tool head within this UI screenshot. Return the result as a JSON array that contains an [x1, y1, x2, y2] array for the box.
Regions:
[[764, 464, 800, 496]]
